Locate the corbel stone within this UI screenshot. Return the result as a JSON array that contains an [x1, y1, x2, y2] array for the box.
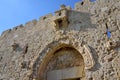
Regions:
[[53, 9, 68, 30]]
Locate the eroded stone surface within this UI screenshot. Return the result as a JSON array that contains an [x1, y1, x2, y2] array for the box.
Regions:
[[0, 0, 120, 80]]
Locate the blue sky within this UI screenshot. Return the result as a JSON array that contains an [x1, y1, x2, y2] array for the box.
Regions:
[[0, 0, 80, 35], [0, 0, 96, 35]]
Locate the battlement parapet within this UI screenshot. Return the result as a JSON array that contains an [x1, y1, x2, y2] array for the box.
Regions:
[[66, 6, 72, 10], [13, 24, 24, 31], [1, 29, 12, 37], [1, 19, 38, 37], [0, 1, 93, 37], [39, 13, 53, 21], [25, 19, 37, 27]]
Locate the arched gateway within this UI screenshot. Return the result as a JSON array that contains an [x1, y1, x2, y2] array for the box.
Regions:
[[30, 40, 95, 80], [39, 46, 85, 80]]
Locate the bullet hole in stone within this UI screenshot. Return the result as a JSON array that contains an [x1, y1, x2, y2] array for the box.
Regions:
[[21, 61, 27, 68], [21, 61, 30, 69], [108, 57, 113, 62], [97, 40, 100, 43]]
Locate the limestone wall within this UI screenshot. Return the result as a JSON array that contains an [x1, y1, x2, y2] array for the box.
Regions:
[[0, 0, 120, 80]]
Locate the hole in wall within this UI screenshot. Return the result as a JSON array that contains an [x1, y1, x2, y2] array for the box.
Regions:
[[12, 43, 19, 51], [109, 42, 112, 45], [68, 20, 70, 24], [59, 12, 62, 16], [79, 21, 82, 23], [105, 23, 108, 29], [23, 44, 28, 54], [43, 16, 47, 20], [58, 19, 63, 27], [81, 2, 84, 5]]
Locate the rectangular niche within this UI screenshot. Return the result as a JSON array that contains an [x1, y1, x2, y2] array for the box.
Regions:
[[47, 67, 82, 80]]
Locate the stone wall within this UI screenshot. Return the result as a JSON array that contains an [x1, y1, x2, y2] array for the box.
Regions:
[[0, 0, 120, 80]]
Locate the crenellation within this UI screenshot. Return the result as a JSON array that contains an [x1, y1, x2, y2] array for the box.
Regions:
[[1, 29, 12, 37], [0, 0, 120, 80], [60, 4, 66, 10], [39, 13, 53, 21], [13, 24, 24, 31], [25, 19, 37, 27], [66, 6, 72, 10]]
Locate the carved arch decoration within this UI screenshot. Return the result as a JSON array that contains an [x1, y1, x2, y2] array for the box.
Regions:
[[29, 38, 95, 80]]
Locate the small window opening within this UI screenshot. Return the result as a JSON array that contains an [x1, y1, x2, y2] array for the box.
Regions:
[[58, 19, 63, 27], [59, 12, 62, 16], [109, 42, 112, 45], [81, 2, 84, 5]]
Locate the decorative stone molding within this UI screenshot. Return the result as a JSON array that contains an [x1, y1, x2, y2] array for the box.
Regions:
[[83, 44, 95, 69], [30, 38, 95, 79]]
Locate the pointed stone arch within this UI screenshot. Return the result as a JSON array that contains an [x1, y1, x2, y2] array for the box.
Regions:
[[30, 38, 95, 80]]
